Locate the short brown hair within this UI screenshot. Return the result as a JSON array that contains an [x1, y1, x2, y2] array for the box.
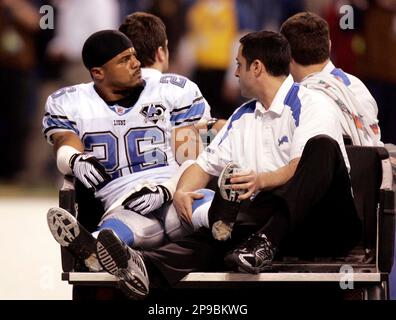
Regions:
[[119, 12, 167, 67], [240, 31, 290, 77], [280, 12, 330, 66]]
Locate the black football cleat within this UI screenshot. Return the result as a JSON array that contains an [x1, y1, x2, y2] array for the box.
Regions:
[[224, 231, 275, 274]]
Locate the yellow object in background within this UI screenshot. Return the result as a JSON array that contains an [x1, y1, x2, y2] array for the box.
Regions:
[[188, 0, 237, 69]]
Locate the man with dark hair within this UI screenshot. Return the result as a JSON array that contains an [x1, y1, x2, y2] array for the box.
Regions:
[[280, 12, 382, 146], [44, 29, 214, 281], [238, 31, 291, 77], [118, 12, 226, 155], [279, 11, 330, 68], [93, 31, 361, 300]]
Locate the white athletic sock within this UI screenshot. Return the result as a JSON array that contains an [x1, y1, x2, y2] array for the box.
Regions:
[[191, 201, 211, 230]]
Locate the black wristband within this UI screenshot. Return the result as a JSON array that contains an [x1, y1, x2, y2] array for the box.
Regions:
[[69, 153, 83, 170], [158, 185, 172, 202]]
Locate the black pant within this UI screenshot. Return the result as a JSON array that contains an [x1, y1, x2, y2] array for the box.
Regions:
[[143, 135, 362, 286]]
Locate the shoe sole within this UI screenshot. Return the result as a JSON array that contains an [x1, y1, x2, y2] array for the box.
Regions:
[[218, 162, 242, 202], [237, 263, 273, 274], [224, 253, 273, 274], [47, 207, 100, 271], [211, 220, 233, 241], [96, 229, 148, 300]]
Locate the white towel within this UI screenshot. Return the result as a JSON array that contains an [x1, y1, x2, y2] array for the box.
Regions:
[[302, 72, 382, 146]]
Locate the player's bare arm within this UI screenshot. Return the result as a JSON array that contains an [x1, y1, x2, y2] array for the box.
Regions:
[[172, 119, 227, 164], [52, 131, 84, 153], [172, 125, 203, 163]]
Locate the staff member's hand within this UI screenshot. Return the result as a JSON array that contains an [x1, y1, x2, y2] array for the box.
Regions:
[[173, 190, 204, 224], [230, 170, 260, 200]]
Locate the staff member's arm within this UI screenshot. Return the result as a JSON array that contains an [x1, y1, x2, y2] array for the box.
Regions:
[[173, 164, 213, 223], [230, 157, 300, 200], [174, 118, 232, 222]]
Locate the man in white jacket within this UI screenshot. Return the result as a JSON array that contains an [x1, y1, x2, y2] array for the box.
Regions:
[[280, 11, 382, 146]]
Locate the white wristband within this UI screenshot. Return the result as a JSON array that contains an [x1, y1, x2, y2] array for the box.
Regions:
[[56, 145, 80, 175]]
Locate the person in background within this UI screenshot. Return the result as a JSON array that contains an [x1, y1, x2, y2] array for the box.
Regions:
[[280, 11, 382, 146]]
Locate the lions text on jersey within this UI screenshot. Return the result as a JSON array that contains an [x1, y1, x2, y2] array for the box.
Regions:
[[42, 70, 211, 210]]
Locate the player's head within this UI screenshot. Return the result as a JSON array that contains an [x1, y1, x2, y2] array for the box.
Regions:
[[235, 31, 290, 99], [280, 12, 330, 66], [82, 30, 143, 90], [119, 12, 169, 70]]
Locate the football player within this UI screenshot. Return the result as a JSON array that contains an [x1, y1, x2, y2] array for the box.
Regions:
[[44, 30, 217, 272]]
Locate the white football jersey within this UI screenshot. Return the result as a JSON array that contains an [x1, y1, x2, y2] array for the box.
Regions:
[[43, 70, 211, 209]]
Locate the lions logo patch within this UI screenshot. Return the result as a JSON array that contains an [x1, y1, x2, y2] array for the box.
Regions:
[[140, 103, 165, 124]]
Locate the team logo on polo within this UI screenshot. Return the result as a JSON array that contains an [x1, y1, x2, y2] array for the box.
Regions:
[[278, 135, 288, 146], [140, 103, 165, 124]]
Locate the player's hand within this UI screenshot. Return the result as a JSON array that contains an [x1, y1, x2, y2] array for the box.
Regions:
[[173, 190, 204, 224], [230, 170, 260, 201], [69, 153, 111, 191], [122, 185, 171, 215]]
